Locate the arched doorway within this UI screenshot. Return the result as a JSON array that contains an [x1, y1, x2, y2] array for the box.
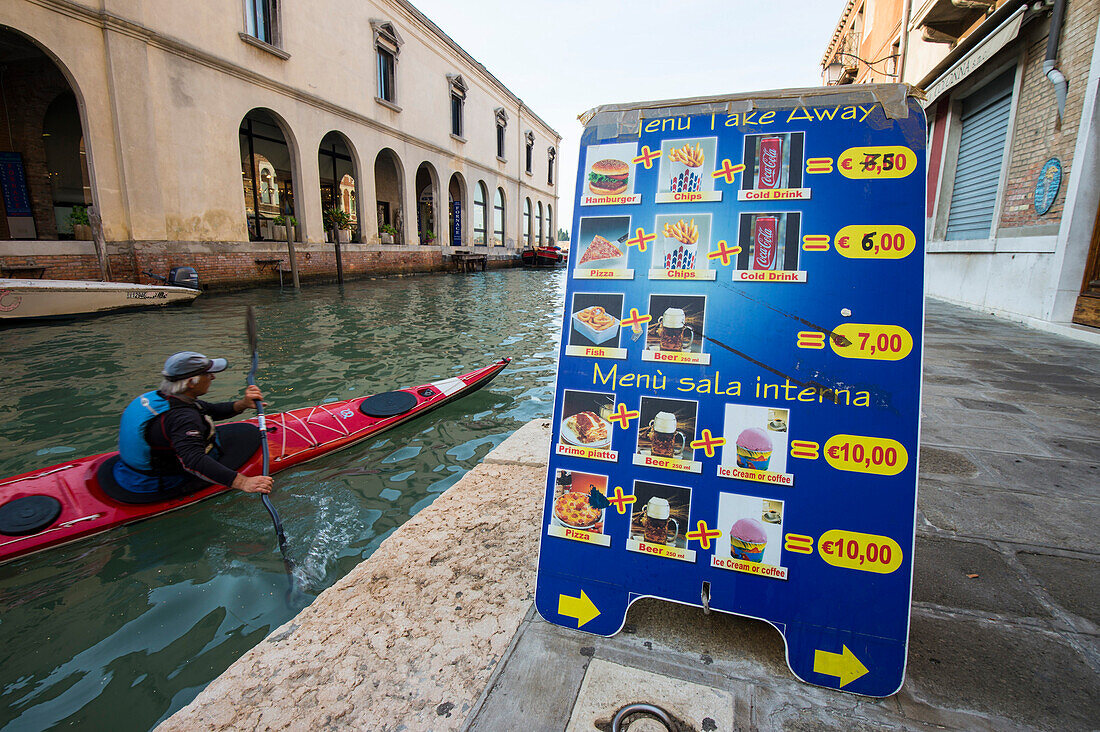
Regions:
[[239, 109, 298, 242], [447, 172, 465, 248], [537, 201, 544, 245], [374, 148, 403, 244], [415, 162, 438, 245], [0, 27, 94, 241], [318, 131, 359, 242]]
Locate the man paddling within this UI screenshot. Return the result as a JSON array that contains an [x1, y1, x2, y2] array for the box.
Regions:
[[113, 351, 273, 497]]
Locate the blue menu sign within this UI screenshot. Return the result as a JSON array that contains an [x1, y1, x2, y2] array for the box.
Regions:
[[535, 86, 926, 697], [0, 152, 33, 217]]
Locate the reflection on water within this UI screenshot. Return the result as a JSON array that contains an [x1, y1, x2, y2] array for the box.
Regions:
[[0, 269, 565, 731]]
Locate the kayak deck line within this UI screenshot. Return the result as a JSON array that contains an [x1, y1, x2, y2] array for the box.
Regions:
[[0, 463, 76, 488], [0, 358, 511, 565], [0, 513, 104, 549]]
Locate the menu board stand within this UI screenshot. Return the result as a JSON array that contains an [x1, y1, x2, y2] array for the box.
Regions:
[[535, 84, 926, 697]]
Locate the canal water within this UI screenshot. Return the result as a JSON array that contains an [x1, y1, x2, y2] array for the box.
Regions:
[[0, 268, 565, 731]]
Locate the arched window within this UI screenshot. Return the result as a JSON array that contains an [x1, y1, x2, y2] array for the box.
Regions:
[[493, 188, 505, 246], [523, 198, 531, 247], [473, 181, 487, 246], [537, 201, 544, 245]]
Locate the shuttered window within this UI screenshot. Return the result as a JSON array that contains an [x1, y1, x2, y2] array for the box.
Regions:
[[945, 68, 1015, 240]]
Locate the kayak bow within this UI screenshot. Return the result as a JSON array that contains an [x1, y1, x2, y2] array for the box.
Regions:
[[0, 359, 510, 565]]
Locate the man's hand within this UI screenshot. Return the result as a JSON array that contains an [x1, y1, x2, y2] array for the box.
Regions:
[[233, 473, 273, 494], [234, 385, 266, 413]]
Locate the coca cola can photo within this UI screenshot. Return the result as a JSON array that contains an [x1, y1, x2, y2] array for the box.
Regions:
[[756, 136, 784, 189], [753, 216, 779, 270]]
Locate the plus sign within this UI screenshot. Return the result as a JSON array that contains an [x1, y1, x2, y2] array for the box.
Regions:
[[606, 486, 636, 515], [686, 520, 722, 550], [706, 240, 742, 267], [712, 159, 745, 184], [607, 403, 639, 429], [625, 227, 656, 253], [632, 146, 661, 169], [621, 308, 651, 329], [690, 429, 726, 457]]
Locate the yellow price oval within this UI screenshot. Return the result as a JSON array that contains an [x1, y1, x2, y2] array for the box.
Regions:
[[829, 323, 913, 361], [838, 146, 915, 179], [823, 434, 908, 476], [819, 530, 903, 574], [834, 225, 915, 260]]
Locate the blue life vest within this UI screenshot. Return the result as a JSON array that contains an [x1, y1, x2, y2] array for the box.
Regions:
[[118, 391, 170, 470], [113, 391, 186, 493]]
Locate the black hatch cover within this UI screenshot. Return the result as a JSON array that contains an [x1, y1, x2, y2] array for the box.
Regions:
[[358, 390, 419, 417], [0, 495, 62, 536]]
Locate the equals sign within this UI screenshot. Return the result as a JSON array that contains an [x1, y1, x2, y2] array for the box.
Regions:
[[797, 331, 827, 349], [790, 440, 820, 460], [802, 235, 831, 252], [784, 533, 815, 554]]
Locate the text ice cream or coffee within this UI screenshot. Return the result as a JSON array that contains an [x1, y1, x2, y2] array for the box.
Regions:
[[730, 517, 768, 562], [735, 427, 773, 470]]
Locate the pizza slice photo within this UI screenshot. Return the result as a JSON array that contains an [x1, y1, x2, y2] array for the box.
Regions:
[[577, 234, 624, 266]]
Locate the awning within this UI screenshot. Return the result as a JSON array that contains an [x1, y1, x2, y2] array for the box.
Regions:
[[921, 5, 1026, 107]]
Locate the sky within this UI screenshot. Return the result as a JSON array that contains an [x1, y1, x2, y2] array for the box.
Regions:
[[409, 0, 845, 238]]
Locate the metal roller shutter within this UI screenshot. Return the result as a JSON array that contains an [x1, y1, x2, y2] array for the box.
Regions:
[[945, 68, 1016, 241]]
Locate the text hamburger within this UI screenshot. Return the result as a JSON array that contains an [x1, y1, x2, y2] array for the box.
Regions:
[[588, 159, 630, 196]]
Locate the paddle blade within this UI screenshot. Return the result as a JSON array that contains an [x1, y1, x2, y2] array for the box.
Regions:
[[246, 305, 258, 353]]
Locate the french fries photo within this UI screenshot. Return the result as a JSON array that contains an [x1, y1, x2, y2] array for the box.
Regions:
[[668, 142, 705, 167], [663, 218, 699, 246]]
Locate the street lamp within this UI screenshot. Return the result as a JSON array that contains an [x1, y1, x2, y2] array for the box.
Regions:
[[823, 51, 900, 85]]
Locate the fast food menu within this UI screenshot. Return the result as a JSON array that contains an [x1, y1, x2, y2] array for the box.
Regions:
[[536, 87, 926, 699]]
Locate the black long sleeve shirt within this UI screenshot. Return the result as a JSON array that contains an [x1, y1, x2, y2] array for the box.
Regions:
[[145, 393, 242, 487]]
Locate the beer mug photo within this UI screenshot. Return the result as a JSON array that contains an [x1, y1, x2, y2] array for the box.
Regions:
[[640, 496, 679, 546], [655, 307, 694, 352], [648, 411, 686, 459]]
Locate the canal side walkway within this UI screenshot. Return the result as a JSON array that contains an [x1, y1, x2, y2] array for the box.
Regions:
[[160, 299, 1099, 731]]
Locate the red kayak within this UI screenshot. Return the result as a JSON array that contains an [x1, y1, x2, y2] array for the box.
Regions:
[[0, 359, 510, 565]]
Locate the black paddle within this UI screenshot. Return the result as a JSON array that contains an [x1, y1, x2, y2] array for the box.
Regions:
[[246, 306, 297, 590]]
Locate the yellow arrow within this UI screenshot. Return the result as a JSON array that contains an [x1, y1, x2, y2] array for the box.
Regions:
[[813, 645, 869, 688], [558, 591, 600, 628]]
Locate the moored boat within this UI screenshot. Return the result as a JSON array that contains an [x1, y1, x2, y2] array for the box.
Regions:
[[0, 359, 510, 565], [0, 278, 200, 322], [520, 244, 566, 267]]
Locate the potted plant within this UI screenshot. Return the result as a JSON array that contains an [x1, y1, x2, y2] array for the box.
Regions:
[[423, 229, 436, 245], [272, 214, 297, 242], [324, 207, 352, 243], [69, 206, 91, 241], [379, 223, 398, 245]]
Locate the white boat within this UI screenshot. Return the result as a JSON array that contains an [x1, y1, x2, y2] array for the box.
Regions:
[[0, 278, 200, 321]]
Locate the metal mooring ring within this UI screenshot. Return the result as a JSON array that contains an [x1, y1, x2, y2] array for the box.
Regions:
[[611, 703, 674, 732]]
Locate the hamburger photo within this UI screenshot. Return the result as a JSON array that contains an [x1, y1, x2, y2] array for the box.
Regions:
[[588, 159, 630, 196]]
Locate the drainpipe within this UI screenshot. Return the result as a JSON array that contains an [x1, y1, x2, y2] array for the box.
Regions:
[[898, 0, 913, 84], [1043, 0, 1068, 124]]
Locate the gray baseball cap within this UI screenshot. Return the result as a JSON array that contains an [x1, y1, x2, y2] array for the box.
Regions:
[[162, 351, 229, 381]]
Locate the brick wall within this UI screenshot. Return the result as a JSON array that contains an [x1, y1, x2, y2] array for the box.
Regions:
[[999, 3, 1100, 230]]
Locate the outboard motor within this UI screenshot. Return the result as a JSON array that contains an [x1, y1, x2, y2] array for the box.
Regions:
[[168, 266, 200, 290]]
